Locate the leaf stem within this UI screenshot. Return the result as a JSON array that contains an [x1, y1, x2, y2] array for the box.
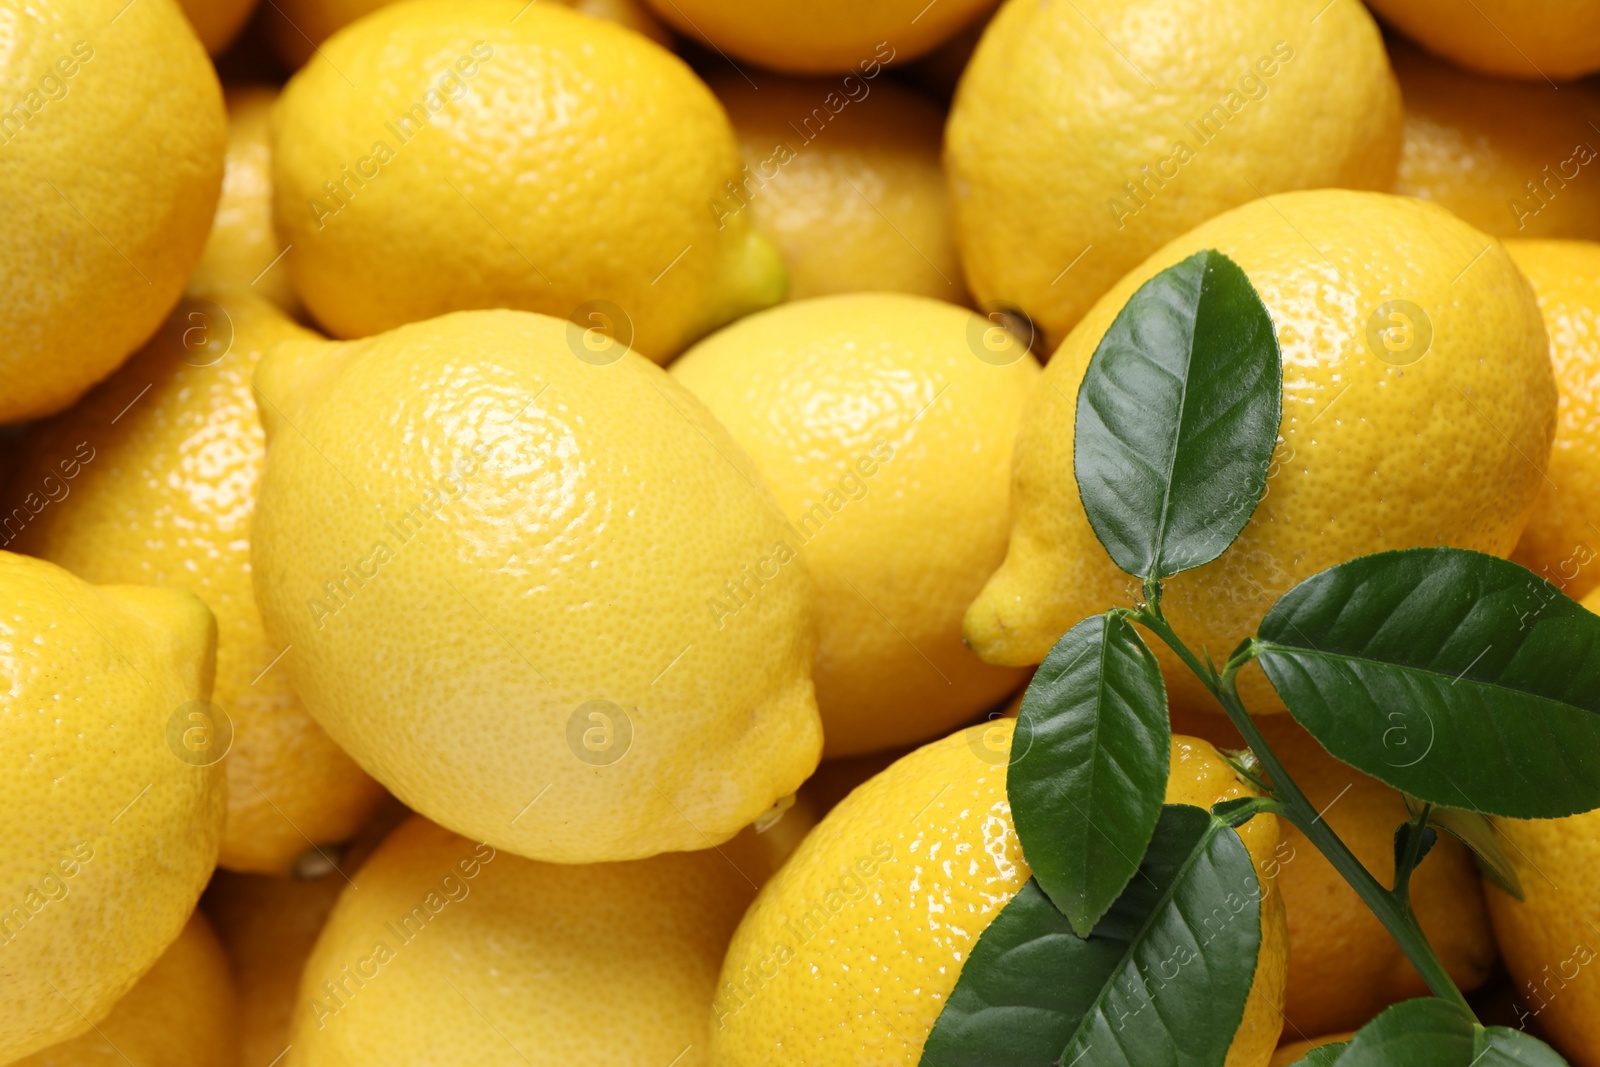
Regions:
[[1131, 586, 1474, 1017]]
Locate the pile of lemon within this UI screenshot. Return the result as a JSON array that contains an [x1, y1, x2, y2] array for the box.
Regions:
[[3, 0, 1600, 1064]]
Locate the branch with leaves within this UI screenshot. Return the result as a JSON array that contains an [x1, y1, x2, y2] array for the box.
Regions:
[[921, 250, 1597, 1067]]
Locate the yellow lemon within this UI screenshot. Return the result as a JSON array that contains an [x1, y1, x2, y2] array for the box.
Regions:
[[1506, 240, 1600, 601], [964, 191, 1554, 720], [177, 0, 257, 52], [712, 722, 1287, 1065], [0, 552, 224, 1063], [638, 0, 992, 74], [0, 0, 225, 423], [12, 910, 236, 1067], [945, 0, 1401, 346], [271, 0, 780, 360], [189, 85, 301, 317], [260, 0, 669, 69], [250, 308, 821, 863], [1366, 0, 1600, 81], [285, 814, 775, 1066], [9, 290, 387, 876], [1391, 40, 1600, 241], [673, 294, 1036, 757], [706, 72, 968, 306]]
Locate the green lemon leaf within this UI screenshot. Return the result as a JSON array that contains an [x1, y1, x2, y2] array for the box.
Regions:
[[920, 805, 1261, 1067], [1403, 798, 1524, 901], [1309, 999, 1570, 1066], [1472, 1027, 1572, 1066], [1010, 612, 1170, 936], [1288, 1043, 1348, 1066], [1073, 248, 1281, 581], [1256, 547, 1600, 818]]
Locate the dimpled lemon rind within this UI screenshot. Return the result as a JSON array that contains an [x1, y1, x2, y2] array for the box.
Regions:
[[965, 190, 1554, 719], [946, 0, 1400, 346], [0, 0, 225, 423], [672, 293, 1037, 757], [250, 308, 822, 864], [271, 0, 783, 360], [9, 290, 387, 875], [285, 815, 771, 1067], [0, 553, 225, 1062], [710, 722, 1287, 1067]]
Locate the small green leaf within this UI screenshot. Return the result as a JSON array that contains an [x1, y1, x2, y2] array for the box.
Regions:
[[1392, 821, 1438, 878], [1073, 248, 1281, 581], [1009, 612, 1169, 936], [1310, 999, 1570, 1066], [1473, 1026, 1572, 1066], [1403, 797, 1524, 901], [921, 805, 1263, 1067], [1289, 1043, 1348, 1066], [1256, 547, 1600, 818]]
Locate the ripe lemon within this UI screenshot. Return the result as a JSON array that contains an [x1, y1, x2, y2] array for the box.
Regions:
[[1505, 240, 1600, 601], [1391, 40, 1600, 241], [704, 72, 967, 305], [285, 814, 776, 1066], [271, 0, 781, 359], [0, 0, 225, 423], [260, 0, 669, 68], [637, 0, 992, 74], [672, 294, 1036, 757], [189, 86, 301, 317], [1366, 0, 1600, 81], [250, 308, 821, 863], [9, 290, 387, 875], [964, 191, 1555, 720], [0, 552, 224, 1063], [176, 0, 257, 52], [711, 722, 1288, 1066], [11, 910, 236, 1067], [945, 0, 1401, 346]]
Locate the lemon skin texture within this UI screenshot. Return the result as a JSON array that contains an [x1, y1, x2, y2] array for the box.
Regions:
[[285, 814, 777, 1067], [673, 294, 1036, 758], [189, 85, 302, 318], [250, 308, 822, 864], [0, 0, 225, 423], [11, 910, 237, 1067], [705, 73, 968, 305], [1392, 41, 1600, 241], [1366, 0, 1600, 81], [271, 0, 782, 360], [710, 723, 1287, 1067], [8, 290, 387, 875], [0, 552, 225, 1063], [964, 191, 1555, 720], [177, 0, 257, 52], [261, 0, 669, 69], [1507, 241, 1600, 600], [639, 0, 995, 74], [945, 0, 1401, 347]]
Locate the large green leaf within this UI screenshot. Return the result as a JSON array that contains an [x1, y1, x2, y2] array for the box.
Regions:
[[1010, 612, 1169, 936], [1073, 248, 1281, 581], [920, 805, 1261, 1067], [1256, 547, 1600, 818], [1303, 998, 1569, 1066]]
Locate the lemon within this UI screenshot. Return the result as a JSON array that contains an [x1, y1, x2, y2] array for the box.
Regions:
[[177, 0, 257, 53], [9, 290, 387, 876], [1505, 240, 1600, 601], [250, 308, 821, 863], [1391, 40, 1600, 241], [706, 72, 968, 306], [189, 86, 301, 317], [964, 191, 1555, 720], [260, 0, 669, 69], [11, 910, 236, 1067], [0, 552, 224, 1063], [672, 294, 1036, 757], [945, 0, 1401, 346], [271, 0, 781, 360], [285, 814, 777, 1066], [1366, 0, 1600, 81], [638, 0, 991, 73], [712, 722, 1287, 1066], [0, 0, 225, 423]]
